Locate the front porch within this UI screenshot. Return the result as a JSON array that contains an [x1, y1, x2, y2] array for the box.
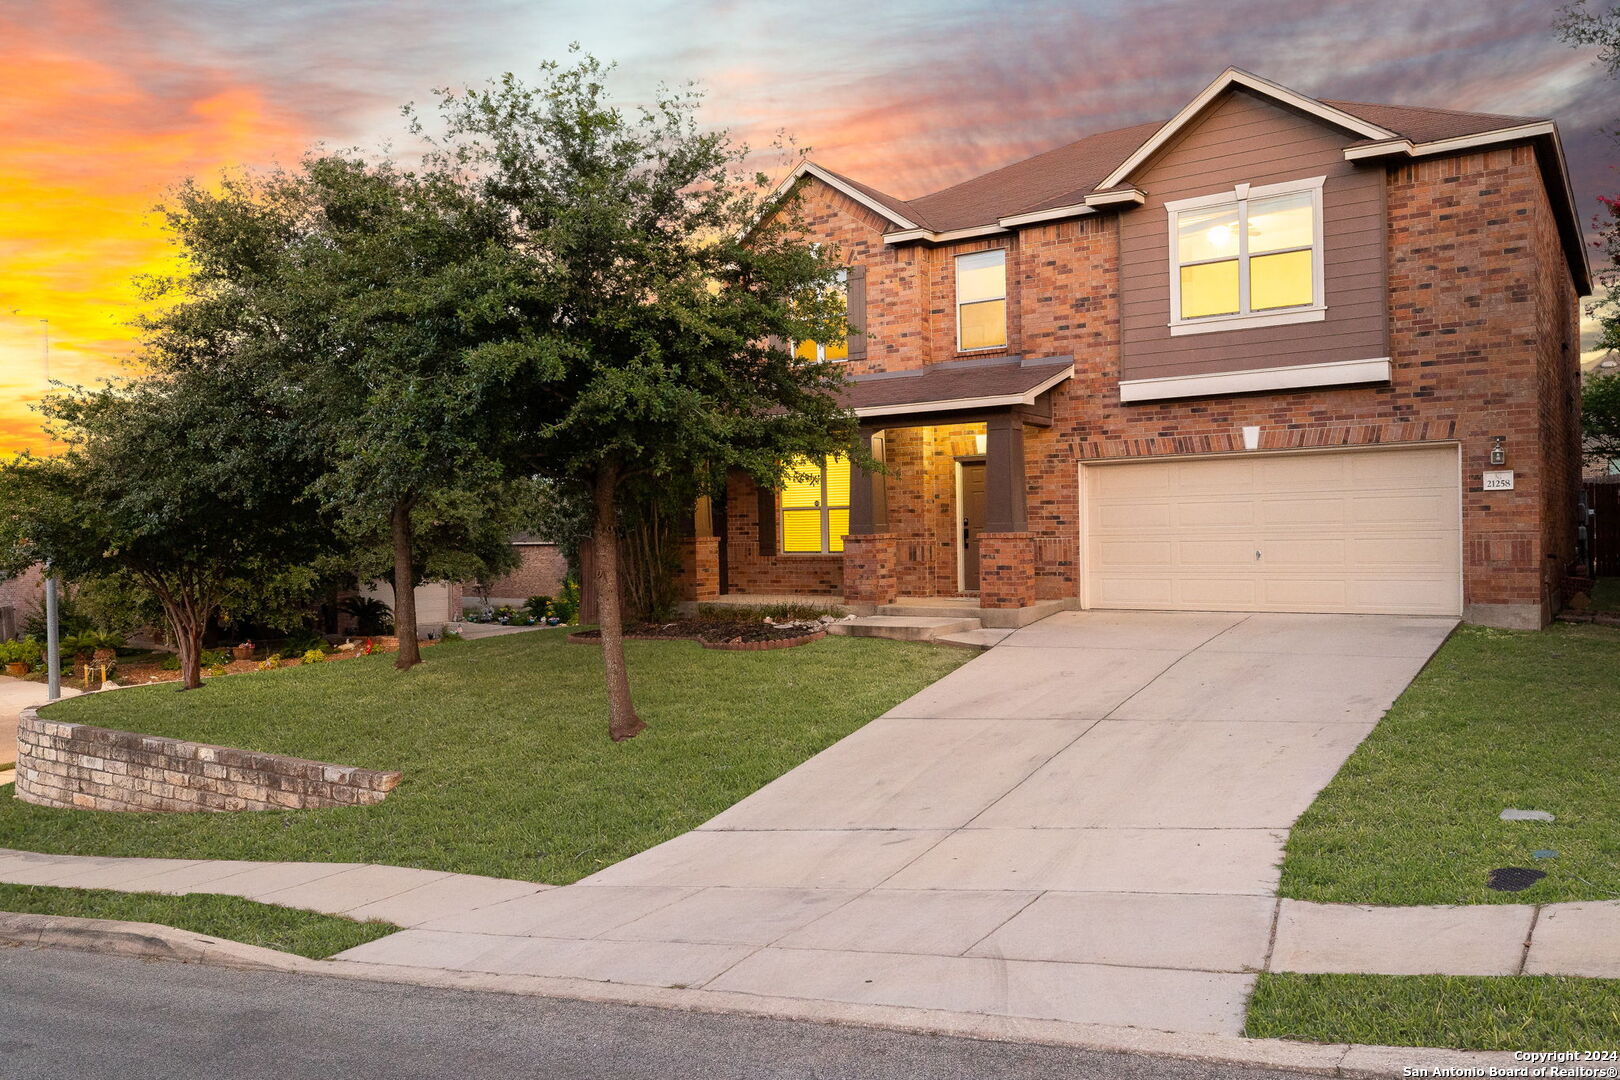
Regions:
[[679, 354, 1081, 623]]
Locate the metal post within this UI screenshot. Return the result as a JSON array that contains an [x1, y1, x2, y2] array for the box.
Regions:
[[44, 572, 60, 701]]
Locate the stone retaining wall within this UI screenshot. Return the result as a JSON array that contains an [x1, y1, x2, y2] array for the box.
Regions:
[[14, 706, 401, 813]]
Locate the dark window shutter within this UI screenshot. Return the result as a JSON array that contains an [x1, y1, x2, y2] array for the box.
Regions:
[[845, 266, 867, 361], [756, 483, 777, 555]]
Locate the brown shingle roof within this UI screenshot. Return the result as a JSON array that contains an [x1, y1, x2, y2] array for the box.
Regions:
[[843, 356, 1073, 415], [820, 98, 1552, 235]]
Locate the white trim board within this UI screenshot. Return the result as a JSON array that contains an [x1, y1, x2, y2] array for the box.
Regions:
[[769, 161, 919, 232], [1118, 357, 1391, 403]]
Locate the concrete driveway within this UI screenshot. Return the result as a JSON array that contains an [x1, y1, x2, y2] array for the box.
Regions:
[[337, 611, 1456, 1036], [0, 675, 79, 772]]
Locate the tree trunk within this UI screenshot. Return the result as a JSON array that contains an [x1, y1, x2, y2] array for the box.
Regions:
[[162, 601, 206, 691], [593, 463, 645, 742], [392, 498, 422, 670]]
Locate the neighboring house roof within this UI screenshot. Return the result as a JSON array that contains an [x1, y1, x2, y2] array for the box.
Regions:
[[789, 67, 1587, 290], [843, 355, 1074, 417]]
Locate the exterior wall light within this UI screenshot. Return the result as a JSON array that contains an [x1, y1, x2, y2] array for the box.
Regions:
[[1490, 436, 1507, 467]]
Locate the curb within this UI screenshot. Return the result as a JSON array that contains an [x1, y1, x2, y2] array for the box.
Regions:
[[0, 910, 1520, 1077], [0, 911, 325, 974]]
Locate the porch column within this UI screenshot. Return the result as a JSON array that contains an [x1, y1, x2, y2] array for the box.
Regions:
[[848, 425, 888, 535], [983, 411, 1026, 533], [678, 536, 721, 602], [980, 410, 1035, 608]]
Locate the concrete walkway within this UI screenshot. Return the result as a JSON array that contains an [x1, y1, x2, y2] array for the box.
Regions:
[[6, 611, 1616, 1038], [330, 610, 1461, 1036]]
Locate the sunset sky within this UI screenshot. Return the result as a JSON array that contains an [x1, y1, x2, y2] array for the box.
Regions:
[[1, 0, 1612, 454]]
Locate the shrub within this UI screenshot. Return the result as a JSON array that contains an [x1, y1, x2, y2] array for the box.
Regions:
[[525, 595, 553, 620], [257, 656, 281, 670], [278, 627, 328, 659], [204, 664, 228, 678], [439, 629, 463, 643], [0, 638, 44, 667], [301, 648, 326, 666], [200, 650, 231, 667], [158, 652, 182, 671], [554, 578, 581, 623], [338, 596, 393, 636]]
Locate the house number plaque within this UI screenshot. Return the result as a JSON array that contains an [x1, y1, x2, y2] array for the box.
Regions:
[[1482, 470, 1515, 491]]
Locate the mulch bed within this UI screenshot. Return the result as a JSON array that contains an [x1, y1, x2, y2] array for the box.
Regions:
[[568, 619, 826, 651]]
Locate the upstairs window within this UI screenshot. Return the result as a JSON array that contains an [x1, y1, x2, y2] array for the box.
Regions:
[[795, 269, 849, 362], [780, 454, 850, 553], [1168, 177, 1324, 335], [956, 250, 1007, 351]]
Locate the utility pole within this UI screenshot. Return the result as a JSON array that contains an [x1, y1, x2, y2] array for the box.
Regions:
[[37, 320, 61, 699]]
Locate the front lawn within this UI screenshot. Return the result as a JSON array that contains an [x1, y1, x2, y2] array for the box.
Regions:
[[0, 629, 965, 884], [1279, 622, 1620, 907], [1247, 972, 1620, 1051], [0, 882, 396, 959]]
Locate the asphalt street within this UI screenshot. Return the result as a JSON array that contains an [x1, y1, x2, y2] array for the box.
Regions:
[[0, 946, 1320, 1080]]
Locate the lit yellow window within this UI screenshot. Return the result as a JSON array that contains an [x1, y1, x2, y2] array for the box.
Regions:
[[1173, 186, 1317, 321], [956, 250, 1006, 351], [779, 454, 851, 553], [794, 268, 850, 362]]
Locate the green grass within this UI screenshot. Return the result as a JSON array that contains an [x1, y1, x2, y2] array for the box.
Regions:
[[1279, 622, 1620, 906], [1591, 577, 1620, 612], [0, 882, 396, 959], [0, 629, 965, 884], [1247, 972, 1620, 1050]]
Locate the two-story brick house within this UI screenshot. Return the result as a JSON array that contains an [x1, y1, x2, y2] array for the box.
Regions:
[[678, 68, 1588, 630]]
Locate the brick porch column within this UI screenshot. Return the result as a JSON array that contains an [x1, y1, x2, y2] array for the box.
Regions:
[[678, 536, 721, 602], [978, 532, 1036, 609], [842, 532, 899, 605]]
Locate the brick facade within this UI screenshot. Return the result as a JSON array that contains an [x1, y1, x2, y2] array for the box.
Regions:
[[840, 534, 899, 605], [694, 139, 1581, 628], [480, 543, 568, 604], [977, 532, 1036, 609], [0, 566, 42, 640], [15, 706, 401, 813], [678, 537, 721, 602]]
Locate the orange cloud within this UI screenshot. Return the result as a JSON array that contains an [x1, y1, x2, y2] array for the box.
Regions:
[[0, 1, 308, 455]]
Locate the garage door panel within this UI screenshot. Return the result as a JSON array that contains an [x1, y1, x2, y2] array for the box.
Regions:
[[1095, 503, 1174, 531], [1176, 578, 1259, 607], [1083, 447, 1461, 617], [1173, 459, 1255, 495], [1260, 577, 1349, 607], [1260, 538, 1345, 565], [1353, 492, 1456, 525], [1178, 539, 1259, 567], [1177, 500, 1256, 528], [1096, 539, 1173, 568], [1259, 496, 1351, 526]]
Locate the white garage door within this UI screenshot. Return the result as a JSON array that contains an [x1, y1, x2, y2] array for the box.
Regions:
[[1081, 445, 1462, 616]]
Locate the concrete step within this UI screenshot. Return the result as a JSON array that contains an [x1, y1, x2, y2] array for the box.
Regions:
[[876, 597, 1073, 630], [826, 616, 982, 642], [935, 628, 1015, 650]]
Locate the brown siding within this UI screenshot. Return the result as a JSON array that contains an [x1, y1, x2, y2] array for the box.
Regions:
[[1120, 88, 1389, 382]]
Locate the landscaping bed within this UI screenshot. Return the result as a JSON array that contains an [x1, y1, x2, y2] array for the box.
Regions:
[[0, 882, 396, 959], [0, 628, 966, 884], [568, 618, 827, 647]]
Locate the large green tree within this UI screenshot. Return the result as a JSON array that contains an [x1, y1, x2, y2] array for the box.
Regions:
[[0, 369, 332, 689], [430, 53, 863, 740], [148, 154, 533, 667]]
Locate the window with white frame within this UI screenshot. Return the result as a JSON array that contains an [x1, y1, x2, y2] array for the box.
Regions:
[[794, 268, 850, 362], [956, 249, 1006, 351], [779, 454, 851, 553], [1167, 176, 1324, 334]]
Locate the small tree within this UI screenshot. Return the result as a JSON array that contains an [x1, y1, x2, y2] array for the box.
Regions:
[[0, 371, 332, 689], [431, 53, 863, 740], [148, 154, 532, 668]]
